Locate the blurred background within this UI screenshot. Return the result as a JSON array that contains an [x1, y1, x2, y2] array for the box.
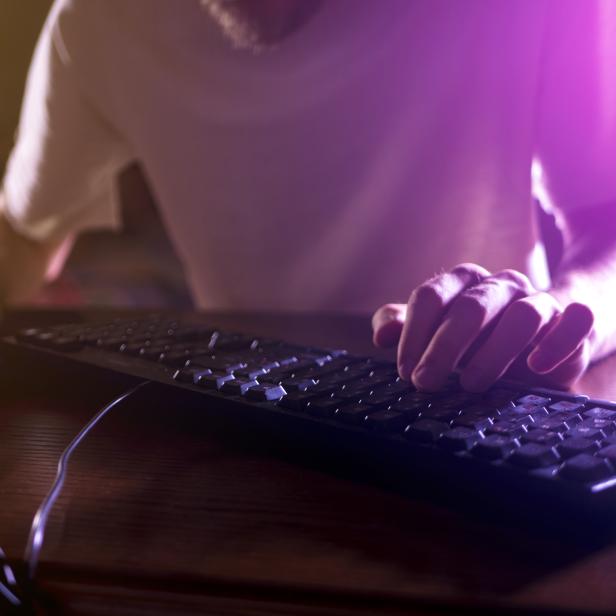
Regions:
[[0, 0, 193, 309]]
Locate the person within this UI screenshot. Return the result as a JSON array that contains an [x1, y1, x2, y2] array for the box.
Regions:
[[1, 0, 616, 393]]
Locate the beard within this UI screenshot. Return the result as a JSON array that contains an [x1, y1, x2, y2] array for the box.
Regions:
[[201, 0, 323, 53]]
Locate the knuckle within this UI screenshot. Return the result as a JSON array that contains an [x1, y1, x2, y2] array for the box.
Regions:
[[372, 303, 405, 333], [494, 269, 533, 291], [449, 293, 488, 325], [450, 262, 489, 285], [371, 304, 389, 328], [410, 283, 446, 311], [504, 298, 543, 330], [374, 303, 401, 319]]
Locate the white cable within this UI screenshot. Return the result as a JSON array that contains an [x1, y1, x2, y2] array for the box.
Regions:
[[24, 380, 151, 580]]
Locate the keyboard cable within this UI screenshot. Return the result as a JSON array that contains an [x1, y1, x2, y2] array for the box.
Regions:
[[0, 379, 152, 613]]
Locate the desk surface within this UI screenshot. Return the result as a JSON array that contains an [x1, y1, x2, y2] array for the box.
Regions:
[[2, 309, 616, 615]]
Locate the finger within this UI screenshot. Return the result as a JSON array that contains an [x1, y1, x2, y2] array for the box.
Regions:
[[397, 263, 489, 380], [372, 303, 406, 348], [536, 338, 591, 389], [459, 292, 561, 391], [412, 270, 531, 391], [527, 302, 594, 374]]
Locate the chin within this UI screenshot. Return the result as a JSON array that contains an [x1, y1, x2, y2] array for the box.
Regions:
[[201, 0, 323, 53]]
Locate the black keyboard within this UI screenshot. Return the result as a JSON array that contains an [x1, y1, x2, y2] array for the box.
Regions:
[[5, 314, 616, 519]]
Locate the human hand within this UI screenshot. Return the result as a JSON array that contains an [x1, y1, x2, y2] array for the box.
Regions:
[[372, 263, 595, 392]]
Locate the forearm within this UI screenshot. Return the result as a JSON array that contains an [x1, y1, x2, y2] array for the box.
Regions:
[[548, 202, 616, 361], [0, 193, 64, 304]]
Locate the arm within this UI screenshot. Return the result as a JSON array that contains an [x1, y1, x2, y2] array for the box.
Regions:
[[372, 2, 616, 392], [0, 192, 67, 304], [548, 201, 616, 362], [0, 2, 130, 303]]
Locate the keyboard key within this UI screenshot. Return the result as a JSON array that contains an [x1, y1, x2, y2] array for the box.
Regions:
[[334, 403, 374, 425], [250, 358, 282, 371], [452, 409, 494, 431], [97, 335, 129, 351], [338, 381, 375, 400], [564, 425, 606, 441], [389, 399, 425, 421], [361, 390, 400, 409], [559, 454, 612, 483], [367, 366, 400, 381], [509, 443, 560, 469], [404, 419, 449, 443], [45, 336, 84, 352], [472, 435, 519, 460], [306, 397, 347, 418], [278, 391, 319, 411], [260, 367, 296, 384], [172, 366, 213, 384], [280, 378, 318, 392], [307, 382, 338, 397], [159, 350, 192, 368], [246, 384, 287, 402], [234, 367, 269, 380], [198, 373, 236, 390], [486, 421, 528, 439], [213, 334, 260, 351], [520, 429, 562, 446], [557, 438, 600, 459], [435, 393, 479, 411], [189, 356, 247, 373], [314, 372, 357, 387], [384, 380, 414, 396], [528, 417, 570, 433], [577, 417, 616, 435], [583, 407, 616, 421], [439, 427, 482, 452], [16, 327, 44, 341], [500, 404, 548, 420], [277, 356, 299, 366], [138, 346, 168, 361], [364, 410, 408, 433], [597, 444, 616, 462], [483, 388, 518, 406], [399, 391, 434, 405], [549, 411, 583, 426], [516, 394, 551, 406], [421, 406, 462, 423], [601, 433, 616, 447], [296, 363, 340, 379], [548, 400, 585, 414], [221, 379, 259, 396]]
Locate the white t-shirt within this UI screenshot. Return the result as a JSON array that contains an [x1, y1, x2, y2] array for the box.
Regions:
[[4, 0, 616, 313]]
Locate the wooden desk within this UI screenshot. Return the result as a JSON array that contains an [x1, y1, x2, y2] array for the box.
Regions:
[[1, 309, 616, 614]]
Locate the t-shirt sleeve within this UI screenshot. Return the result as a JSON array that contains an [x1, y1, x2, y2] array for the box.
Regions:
[[1, 0, 132, 242], [534, 0, 616, 213]]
